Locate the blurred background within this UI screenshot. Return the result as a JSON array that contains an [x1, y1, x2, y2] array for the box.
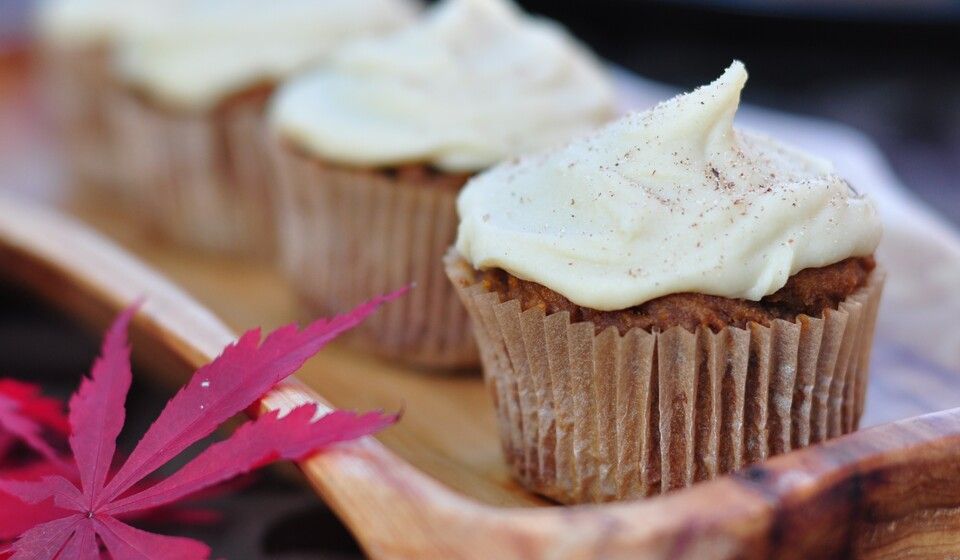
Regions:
[[520, 0, 960, 223], [0, 0, 960, 223], [2, 0, 959, 220], [1, 0, 958, 557]]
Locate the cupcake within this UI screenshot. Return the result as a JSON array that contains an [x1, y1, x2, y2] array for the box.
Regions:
[[35, 0, 171, 194], [110, 0, 417, 255], [446, 62, 884, 503], [269, 0, 618, 368]]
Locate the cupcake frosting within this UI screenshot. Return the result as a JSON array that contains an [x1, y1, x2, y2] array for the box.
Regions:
[[270, 0, 617, 172], [114, 0, 417, 111], [37, 0, 174, 45], [455, 61, 882, 311]]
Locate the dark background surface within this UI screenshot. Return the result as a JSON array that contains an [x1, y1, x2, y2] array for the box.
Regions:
[[517, 0, 960, 225], [0, 0, 957, 224], [1, 0, 958, 558]]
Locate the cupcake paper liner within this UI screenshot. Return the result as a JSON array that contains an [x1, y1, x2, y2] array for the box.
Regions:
[[445, 252, 885, 504], [111, 87, 276, 256], [40, 44, 121, 194], [271, 142, 479, 369]]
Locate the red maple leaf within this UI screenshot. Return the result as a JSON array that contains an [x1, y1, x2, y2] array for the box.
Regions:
[[0, 291, 404, 559], [0, 461, 226, 548], [0, 378, 70, 464], [0, 462, 71, 542]]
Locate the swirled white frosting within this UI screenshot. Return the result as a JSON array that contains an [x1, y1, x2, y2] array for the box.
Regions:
[[270, 0, 617, 172], [36, 0, 175, 46], [114, 0, 417, 111], [455, 61, 882, 311]]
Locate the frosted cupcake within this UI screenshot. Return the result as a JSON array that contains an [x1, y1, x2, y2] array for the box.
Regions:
[[446, 62, 884, 503], [110, 0, 417, 255], [269, 0, 618, 368], [35, 0, 171, 194]]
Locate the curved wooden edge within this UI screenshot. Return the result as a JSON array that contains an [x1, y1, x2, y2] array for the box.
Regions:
[[2, 194, 960, 559], [269, 383, 960, 560]]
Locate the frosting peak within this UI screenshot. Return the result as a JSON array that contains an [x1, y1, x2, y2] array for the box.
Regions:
[[656, 59, 743, 147], [455, 62, 882, 311], [270, 0, 617, 172]]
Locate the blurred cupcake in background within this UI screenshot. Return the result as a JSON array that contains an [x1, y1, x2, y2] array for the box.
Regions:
[[269, 0, 618, 369], [35, 0, 171, 195], [110, 0, 417, 256]]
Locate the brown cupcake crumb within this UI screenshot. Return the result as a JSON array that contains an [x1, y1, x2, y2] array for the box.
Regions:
[[477, 256, 875, 334]]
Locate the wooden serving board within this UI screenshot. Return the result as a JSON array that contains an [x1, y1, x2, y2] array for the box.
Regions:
[[3, 52, 960, 558]]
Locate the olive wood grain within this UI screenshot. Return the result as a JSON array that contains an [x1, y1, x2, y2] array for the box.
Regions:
[[3, 194, 960, 559], [5, 43, 960, 559]]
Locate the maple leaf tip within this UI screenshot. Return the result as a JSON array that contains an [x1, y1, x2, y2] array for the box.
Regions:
[[105, 299, 143, 342], [118, 298, 146, 323], [383, 284, 412, 302]]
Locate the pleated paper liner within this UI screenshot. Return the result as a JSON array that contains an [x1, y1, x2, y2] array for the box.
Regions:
[[445, 252, 885, 504], [270, 141, 480, 369], [40, 43, 122, 194], [110, 85, 277, 256]]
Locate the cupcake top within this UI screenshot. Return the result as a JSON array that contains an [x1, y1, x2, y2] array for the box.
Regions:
[[114, 0, 417, 111], [455, 61, 882, 311], [270, 0, 617, 172], [36, 0, 173, 46]]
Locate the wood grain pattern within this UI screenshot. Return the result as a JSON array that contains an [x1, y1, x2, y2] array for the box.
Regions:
[[3, 194, 960, 559], [3, 50, 960, 558], [62, 193, 546, 509]]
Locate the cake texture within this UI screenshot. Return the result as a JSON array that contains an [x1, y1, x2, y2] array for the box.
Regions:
[[476, 256, 875, 334], [447, 61, 884, 503], [269, 0, 618, 367], [447, 254, 883, 502]]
